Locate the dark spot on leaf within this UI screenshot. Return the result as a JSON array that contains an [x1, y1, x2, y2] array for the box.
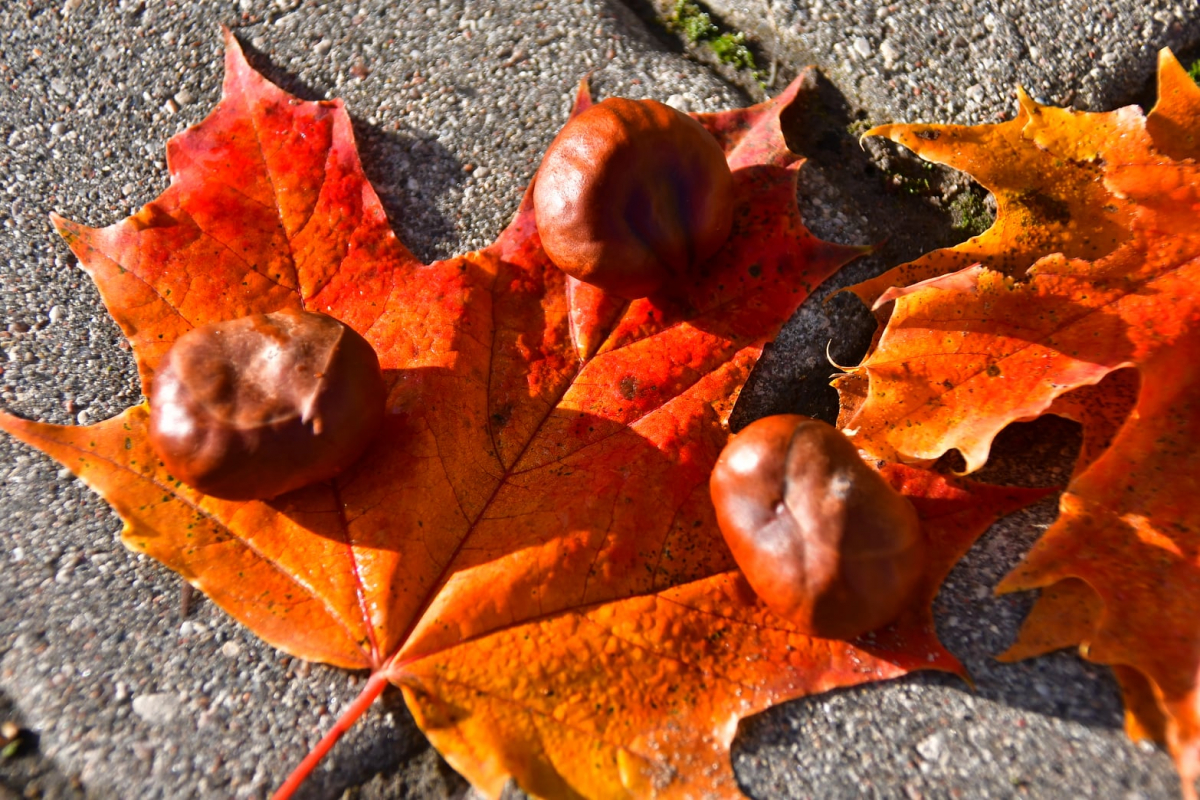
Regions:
[[1019, 189, 1071, 224]]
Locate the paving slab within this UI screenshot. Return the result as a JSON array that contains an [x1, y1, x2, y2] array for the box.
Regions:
[[0, 1, 1196, 798], [665, 0, 1200, 123]]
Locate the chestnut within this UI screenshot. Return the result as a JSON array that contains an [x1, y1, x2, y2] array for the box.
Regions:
[[532, 97, 734, 299], [710, 415, 926, 640], [148, 308, 385, 501]]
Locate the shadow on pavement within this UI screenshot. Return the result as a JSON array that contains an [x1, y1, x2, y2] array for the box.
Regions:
[[0, 688, 84, 799], [729, 69, 982, 430]]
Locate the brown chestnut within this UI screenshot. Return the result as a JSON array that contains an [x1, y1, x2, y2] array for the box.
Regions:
[[710, 415, 926, 640], [148, 308, 386, 501], [533, 97, 734, 299]]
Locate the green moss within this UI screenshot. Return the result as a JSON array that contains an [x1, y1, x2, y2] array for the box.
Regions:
[[951, 190, 993, 236], [1, 737, 21, 760], [1188, 59, 1200, 84], [674, 0, 718, 41], [710, 32, 756, 71], [670, 0, 760, 76], [846, 119, 872, 139]]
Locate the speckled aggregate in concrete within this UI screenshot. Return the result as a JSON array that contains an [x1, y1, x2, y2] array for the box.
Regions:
[[0, 1, 1195, 798], [661, 0, 1200, 124]]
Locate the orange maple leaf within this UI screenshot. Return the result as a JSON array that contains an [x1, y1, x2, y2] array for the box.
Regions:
[[0, 31, 1046, 797], [839, 49, 1200, 799]]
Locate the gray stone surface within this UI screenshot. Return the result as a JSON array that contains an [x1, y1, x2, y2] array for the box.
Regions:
[[0, 0, 1195, 798], [667, 0, 1200, 124]]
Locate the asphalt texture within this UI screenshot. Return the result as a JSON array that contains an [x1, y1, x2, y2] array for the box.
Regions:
[[0, 1, 1196, 798]]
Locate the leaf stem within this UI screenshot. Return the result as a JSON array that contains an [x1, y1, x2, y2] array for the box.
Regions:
[[271, 669, 390, 800]]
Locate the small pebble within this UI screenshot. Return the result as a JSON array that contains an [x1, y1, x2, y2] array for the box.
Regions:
[[50, 122, 67, 136], [853, 37, 871, 59], [916, 731, 945, 761], [665, 93, 690, 112], [132, 692, 181, 726], [220, 640, 242, 659], [173, 89, 195, 106], [314, 39, 332, 55], [48, 305, 65, 323], [880, 40, 901, 65], [76, 410, 90, 425]]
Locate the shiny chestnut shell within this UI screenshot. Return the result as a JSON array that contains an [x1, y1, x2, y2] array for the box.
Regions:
[[710, 415, 926, 640], [533, 97, 734, 299], [148, 309, 386, 501]]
